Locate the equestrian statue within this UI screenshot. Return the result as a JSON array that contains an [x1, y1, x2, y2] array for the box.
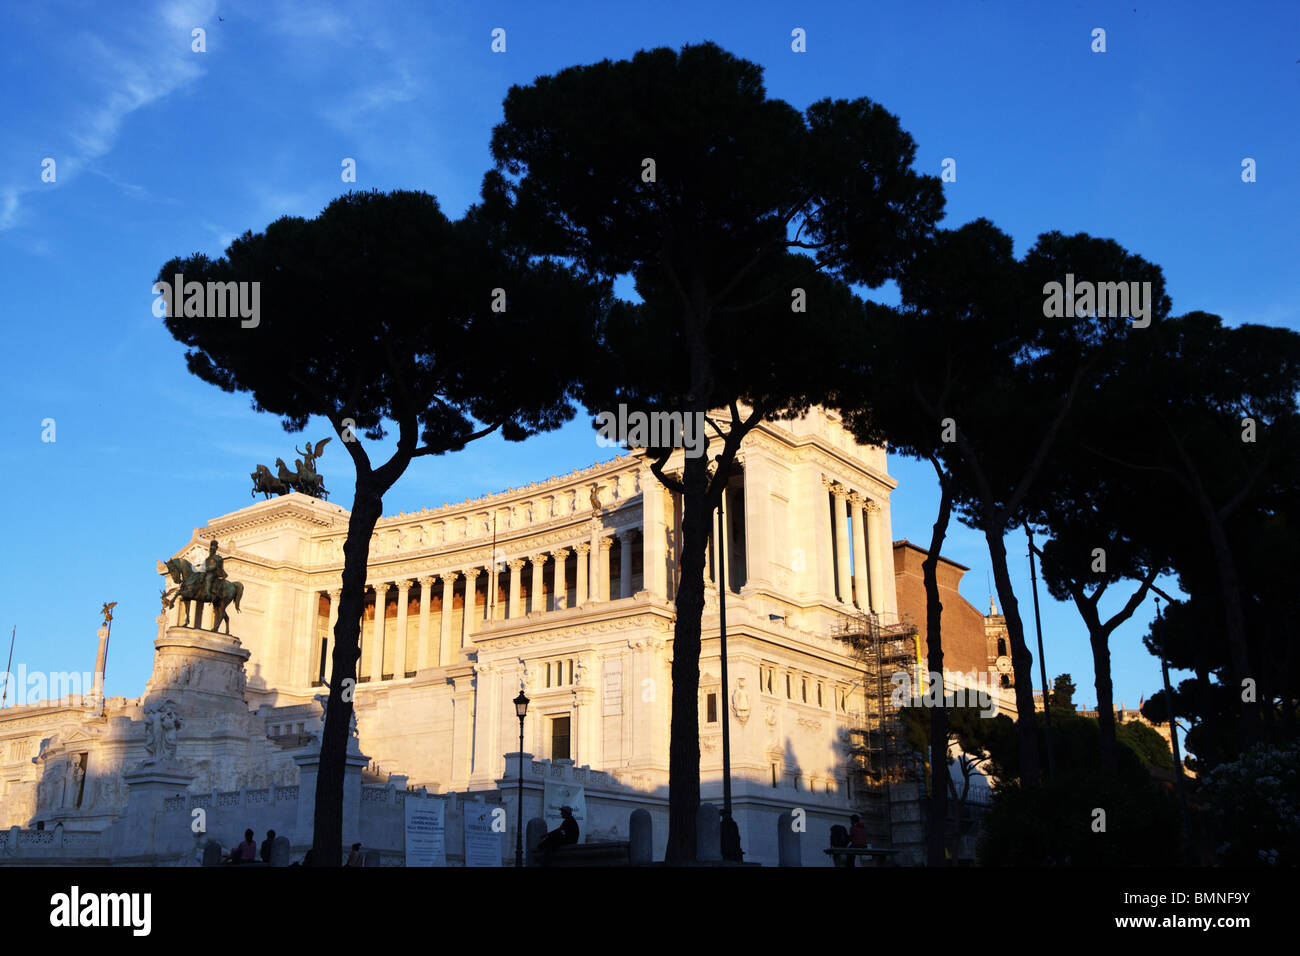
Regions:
[[162, 539, 244, 634]]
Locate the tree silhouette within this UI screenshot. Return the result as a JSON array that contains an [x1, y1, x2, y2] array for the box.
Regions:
[[1091, 311, 1300, 747], [941, 230, 1170, 784], [1029, 424, 1169, 772], [488, 41, 942, 861], [158, 189, 607, 865], [837, 219, 1021, 863]]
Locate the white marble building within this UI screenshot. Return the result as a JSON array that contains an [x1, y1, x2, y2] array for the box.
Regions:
[[0, 407, 914, 865]]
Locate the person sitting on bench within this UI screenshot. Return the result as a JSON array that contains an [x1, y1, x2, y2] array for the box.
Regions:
[[537, 805, 580, 856]]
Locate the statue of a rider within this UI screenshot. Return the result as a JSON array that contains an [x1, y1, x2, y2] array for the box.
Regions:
[[202, 539, 228, 604]]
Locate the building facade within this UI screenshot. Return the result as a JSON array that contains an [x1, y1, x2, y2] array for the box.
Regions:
[[0, 408, 941, 865]]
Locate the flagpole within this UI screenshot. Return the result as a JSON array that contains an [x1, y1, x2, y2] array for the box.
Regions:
[[1, 625, 14, 708]]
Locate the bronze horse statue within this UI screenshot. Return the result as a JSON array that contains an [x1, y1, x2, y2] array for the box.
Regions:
[[162, 558, 244, 634], [250, 463, 291, 499], [249, 438, 331, 500]]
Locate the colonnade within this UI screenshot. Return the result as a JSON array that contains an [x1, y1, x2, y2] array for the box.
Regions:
[[827, 482, 888, 615], [313, 528, 644, 684]]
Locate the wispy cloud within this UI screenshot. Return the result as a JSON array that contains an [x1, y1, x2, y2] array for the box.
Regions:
[[0, 0, 214, 231]]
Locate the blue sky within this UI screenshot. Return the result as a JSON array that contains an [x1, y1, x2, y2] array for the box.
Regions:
[[1, 0, 1295, 719]]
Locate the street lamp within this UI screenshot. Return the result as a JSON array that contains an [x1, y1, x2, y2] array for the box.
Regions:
[[514, 689, 529, 867]]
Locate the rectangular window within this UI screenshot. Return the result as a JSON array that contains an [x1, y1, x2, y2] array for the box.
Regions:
[[568, 659, 573, 685], [817, 683, 823, 707], [551, 716, 571, 761], [706, 693, 717, 723], [801, 678, 807, 702], [546, 662, 552, 688], [771, 764, 778, 788], [785, 674, 792, 699]]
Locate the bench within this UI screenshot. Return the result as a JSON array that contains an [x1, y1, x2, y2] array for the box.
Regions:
[[541, 841, 632, 867], [824, 847, 899, 867]]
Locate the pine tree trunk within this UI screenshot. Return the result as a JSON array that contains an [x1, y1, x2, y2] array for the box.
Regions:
[[984, 525, 1041, 785], [665, 450, 712, 863], [311, 479, 383, 866], [921, 475, 952, 866], [1090, 630, 1117, 774], [1199, 502, 1259, 745]]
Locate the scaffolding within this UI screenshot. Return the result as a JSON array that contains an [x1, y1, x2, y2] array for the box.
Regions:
[[836, 610, 924, 839]]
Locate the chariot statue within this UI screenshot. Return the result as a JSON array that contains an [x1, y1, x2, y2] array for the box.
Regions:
[[251, 437, 331, 500], [161, 539, 244, 633]]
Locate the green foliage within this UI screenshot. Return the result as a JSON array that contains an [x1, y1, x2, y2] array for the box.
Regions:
[[943, 710, 1183, 864], [977, 772, 1181, 866], [1116, 721, 1174, 770], [1197, 744, 1300, 866], [1051, 673, 1077, 712]]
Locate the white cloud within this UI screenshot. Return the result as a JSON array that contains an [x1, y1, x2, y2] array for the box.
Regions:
[[0, 0, 213, 231]]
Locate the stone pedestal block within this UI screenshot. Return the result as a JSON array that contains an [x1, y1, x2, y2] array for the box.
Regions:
[[144, 626, 251, 713], [114, 763, 195, 861], [526, 817, 547, 867], [777, 811, 802, 867], [696, 802, 722, 862], [293, 748, 369, 861], [629, 808, 653, 865]]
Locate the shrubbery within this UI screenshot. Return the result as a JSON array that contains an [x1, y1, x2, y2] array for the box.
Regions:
[[1197, 744, 1300, 866]]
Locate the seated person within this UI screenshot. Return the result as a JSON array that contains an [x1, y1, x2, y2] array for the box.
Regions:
[[233, 829, 257, 864], [536, 805, 580, 855], [848, 815, 869, 848]]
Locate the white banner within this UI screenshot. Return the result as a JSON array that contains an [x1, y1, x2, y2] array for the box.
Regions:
[[404, 798, 446, 867], [464, 803, 502, 867], [542, 781, 586, 844]]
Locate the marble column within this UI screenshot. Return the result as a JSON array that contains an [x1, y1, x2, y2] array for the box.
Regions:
[[461, 569, 480, 650], [530, 553, 548, 614], [719, 486, 732, 591], [850, 493, 869, 612], [640, 468, 668, 599], [832, 489, 851, 605], [876, 498, 899, 616], [326, 589, 341, 680], [371, 583, 388, 680], [597, 537, 614, 602], [508, 559, 525, 618], [439, 572, 460, 666], [417, 577, 434, 670], [575, 543, 590, 605], [488, 558, 500, 623], [470, 662, 494, 780], [817, 476, 837, 599], [394, 580, 411, 677], [619, 534, 632, 598], [551, 549, 570, 611], [866, 501, 886, 615], [741, 453, 774, 589]]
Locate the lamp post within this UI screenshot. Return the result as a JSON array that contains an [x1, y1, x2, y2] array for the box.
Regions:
[[1025, 525, 1055, 781], [514, 689, 529, 867], [717, 484, 741, 862]]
